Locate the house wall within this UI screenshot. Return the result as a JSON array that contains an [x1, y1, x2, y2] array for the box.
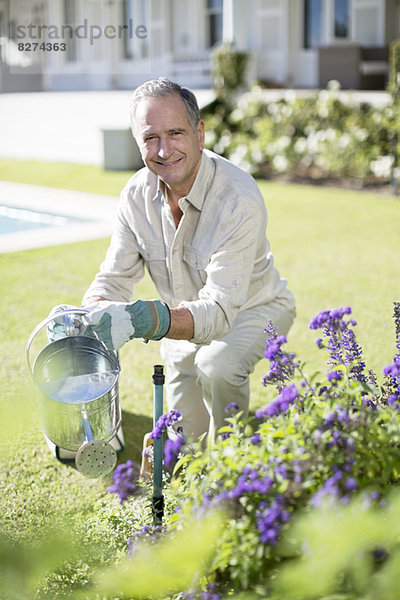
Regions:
[[43, 0, 113, 91], [1, 0, 398, 93], [172, 0, 198, 56], [249, 0, 289, 86], [352, 0, 385, 44], [287, 0, 391, 89], [0, 0, 44, 92], [290, 0, 320, 88], [170, 0, 212, 88]]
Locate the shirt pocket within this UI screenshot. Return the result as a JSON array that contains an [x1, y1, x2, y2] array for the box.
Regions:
[[138, 238, 168, 284], [183, 245, 209, 287]]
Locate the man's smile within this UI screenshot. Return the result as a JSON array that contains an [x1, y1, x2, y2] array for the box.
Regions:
[[154, 157, 184, 167]]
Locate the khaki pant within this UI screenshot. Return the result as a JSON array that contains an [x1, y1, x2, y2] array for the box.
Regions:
[[160, 296, 295, 442]]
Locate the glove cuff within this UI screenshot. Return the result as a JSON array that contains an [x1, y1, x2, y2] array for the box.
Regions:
[[142, 300, 171, 341]]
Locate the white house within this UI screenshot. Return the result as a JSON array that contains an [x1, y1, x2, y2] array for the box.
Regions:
[[0, 0, 399, 93]]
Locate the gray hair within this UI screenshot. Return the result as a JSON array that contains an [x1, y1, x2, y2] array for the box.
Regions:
[[130, 77, 201, 136]]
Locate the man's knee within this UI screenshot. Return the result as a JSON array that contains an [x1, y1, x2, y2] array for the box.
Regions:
[[194, 343, 247, 387]]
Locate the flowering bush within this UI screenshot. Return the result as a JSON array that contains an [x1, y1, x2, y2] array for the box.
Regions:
[[167, 302, 400, 597], [202, 81, 398, 187], [108, 302, 400, 598]]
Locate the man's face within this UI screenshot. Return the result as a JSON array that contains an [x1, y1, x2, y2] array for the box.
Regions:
[[133, 94, 205, 195]]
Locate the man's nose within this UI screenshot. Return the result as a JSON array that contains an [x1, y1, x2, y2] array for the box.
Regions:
[[157, 137, 173, 159]]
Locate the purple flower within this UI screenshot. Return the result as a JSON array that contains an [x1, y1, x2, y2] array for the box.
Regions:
[[264, 335, 287, 359], [256, 497, 291, 546], [312, 429, 322, 444], [309, 307, 368, 383], [383, 361, 400, 378], [311, 468, 359, 506], [259, 525, 279, 545], [274, 464, 288, 479], [127, 524, 165, 555], [309, 306, 352, 330], [108, 460, 137, 504], [262, 322, 298, 389], [327, 370, 342, 382], [384, 306, 400, 398], [211, 467, 275, 506], [373, 547, 389, 563], [225, 402, 239, 413], [311, 475, 341, 506], [256, 383, 299, 420], [328, 429, 342, 447], [325, 411, 336, 427], [388, 393, 400, 407], [203, 582, 221, 600], [325, 405, 353, 431], [337, 407, 351, 423], [164, 436, 185, 468], [345, 476, 358, 492], [150, 409, 182, 440], [250, 433, 261, 445]]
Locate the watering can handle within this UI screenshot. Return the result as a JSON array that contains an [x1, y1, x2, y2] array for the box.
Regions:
[[26, 308, 90, 375]]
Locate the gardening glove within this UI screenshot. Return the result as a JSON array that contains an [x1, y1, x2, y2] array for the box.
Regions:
[[46, 304, 85, 342], [81, 299, 171, 351]]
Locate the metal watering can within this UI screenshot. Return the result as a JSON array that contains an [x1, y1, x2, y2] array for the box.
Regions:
[[26, 308, 121, 479]]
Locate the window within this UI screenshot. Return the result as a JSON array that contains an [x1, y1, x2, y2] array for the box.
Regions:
[[334, 0, 349, 38], [304, 0, 323, 49], [206, 0, 223, 48]]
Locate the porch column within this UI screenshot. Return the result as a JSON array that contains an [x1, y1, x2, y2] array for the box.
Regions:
[[223, 0, 235, 43]]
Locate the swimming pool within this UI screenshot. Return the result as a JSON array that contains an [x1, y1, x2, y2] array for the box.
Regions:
[[0, 181, 117, 253], [0, 205, 89, 235]]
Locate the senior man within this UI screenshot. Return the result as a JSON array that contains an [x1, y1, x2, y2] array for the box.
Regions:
[[79, 77, 295, 442]]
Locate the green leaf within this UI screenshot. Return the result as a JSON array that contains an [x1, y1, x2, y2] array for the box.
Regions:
[[91, 511, 224, 599]]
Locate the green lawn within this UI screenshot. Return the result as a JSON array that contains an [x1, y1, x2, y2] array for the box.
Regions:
[[0, 159, 132, 196], [0, 159, 399, 593]]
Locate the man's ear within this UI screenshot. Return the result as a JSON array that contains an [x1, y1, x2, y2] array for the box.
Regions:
[[197, 119, 205, 150]]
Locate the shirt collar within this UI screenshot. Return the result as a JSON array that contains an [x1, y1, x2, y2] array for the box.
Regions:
[[152, 151, 215, 210], [185, 151, 215, 210]]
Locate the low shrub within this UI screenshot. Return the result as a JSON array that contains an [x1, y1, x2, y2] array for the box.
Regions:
[[211, 42, 249, 101], [201, 81, 398, 188]]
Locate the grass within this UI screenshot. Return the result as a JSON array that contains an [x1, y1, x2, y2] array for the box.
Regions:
[[1, 158, 399, 594], [0, 158, 132, 196]]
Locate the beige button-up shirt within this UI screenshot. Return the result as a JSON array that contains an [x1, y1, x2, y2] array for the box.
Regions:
[[83, 150, 294, 344]]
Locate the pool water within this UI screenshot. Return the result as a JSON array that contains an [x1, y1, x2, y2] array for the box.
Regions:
[[0, 205, 88, 234]]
